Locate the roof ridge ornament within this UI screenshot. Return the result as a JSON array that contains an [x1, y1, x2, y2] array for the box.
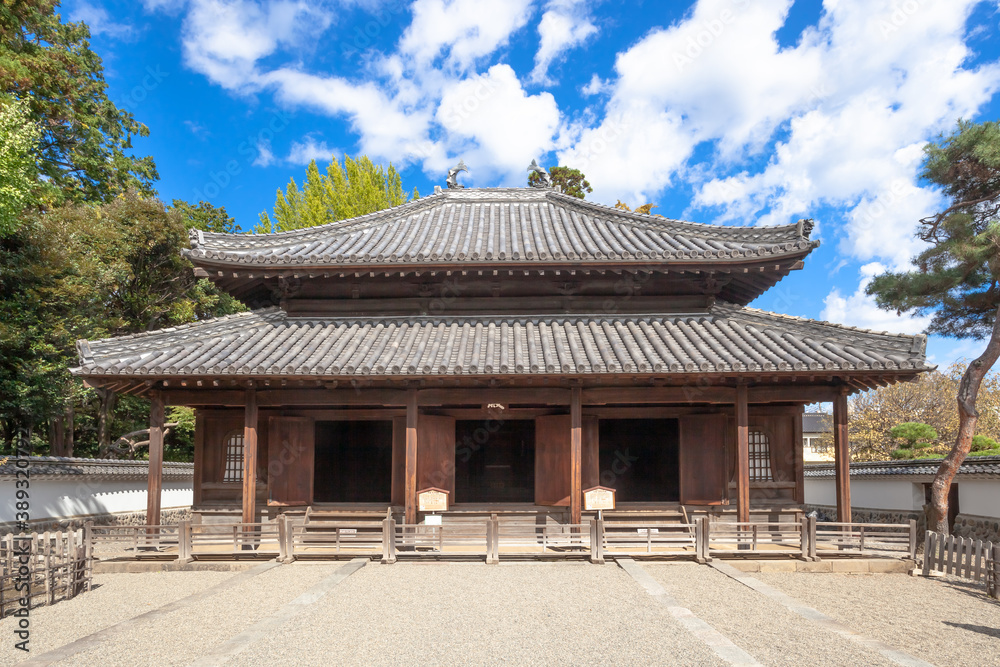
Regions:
[[447, 160, 468, 189], [797, 218, 815, 239], [527, 159, 552, 188]]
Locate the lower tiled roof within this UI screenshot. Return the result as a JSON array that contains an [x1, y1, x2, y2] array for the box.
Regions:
[[0, 456, 194, 481], [805, 457, 1000, 478], [73, 303, 930, 378]]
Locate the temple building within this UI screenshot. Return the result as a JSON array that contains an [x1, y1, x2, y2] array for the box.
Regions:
[[72, 182, 931, 529]]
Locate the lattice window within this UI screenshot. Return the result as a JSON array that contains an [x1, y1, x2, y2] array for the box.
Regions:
[[749, 430, 772, 482], [223, 432, 244, 483]]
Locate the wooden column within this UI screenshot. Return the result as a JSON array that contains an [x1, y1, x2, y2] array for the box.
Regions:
[[735, 384, 750, 524], [146, 391, 165, 527], [570, 387, 582, 525], [242, 388, 258, 525], [405, 389, 418, 525], [834, 390, 852, 523]]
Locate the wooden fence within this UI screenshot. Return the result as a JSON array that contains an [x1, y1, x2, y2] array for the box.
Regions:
[[987, 551, 999, 600], [921, 531, 997, 583], [79, 517, 919, 564], [0, 530, 91, 618]]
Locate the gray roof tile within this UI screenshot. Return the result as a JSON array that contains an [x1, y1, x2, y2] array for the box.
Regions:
[[805, 457, 1000, 478], [74, 303, 930, 378], [186, 188, 818, 269]]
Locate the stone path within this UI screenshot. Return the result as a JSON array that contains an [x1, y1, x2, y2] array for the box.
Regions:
[[1, 559, 995, 666]]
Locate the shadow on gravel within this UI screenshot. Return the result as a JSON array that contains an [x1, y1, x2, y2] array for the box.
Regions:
[[938, 579, 1000, 607], [942, 621, 1000, 639]]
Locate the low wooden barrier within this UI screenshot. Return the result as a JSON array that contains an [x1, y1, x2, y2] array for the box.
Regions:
[[1, 530, 90, 618], [987, 549, 999, 600], [87, 523, 180, 560], [922, 531, 996, 582], [287, 519, 382, 560], [813, 520, 917, 560], [601, 520, 699, 559], [708, 520, 808, 558], [495, 520, 592, 560]]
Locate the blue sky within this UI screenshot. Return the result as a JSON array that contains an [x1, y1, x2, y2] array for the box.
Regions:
[[67, 0, 1000, 367]]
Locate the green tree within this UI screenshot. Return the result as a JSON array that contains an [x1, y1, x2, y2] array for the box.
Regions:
[[867, 119, 1000, 533], [889, 422, 937, 449], [0, 95, 39, 235], [170, 199, 238, 234], [528, 165, 593, 199], [257, 155, 417, 233], [0, 1, 157, 203]]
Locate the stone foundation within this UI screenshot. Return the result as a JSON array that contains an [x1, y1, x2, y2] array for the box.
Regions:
[[951, 514, 1000, 544], [0, 507, 191, 536]]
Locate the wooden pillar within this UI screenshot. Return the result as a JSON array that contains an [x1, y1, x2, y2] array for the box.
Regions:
[[242, 388, 258, 526], [736, 384, 750, 524], [405, 389, 418, 525], [834, 390, 852, 523], [146, 391, 165, 528], [570, 386, 582, 525]]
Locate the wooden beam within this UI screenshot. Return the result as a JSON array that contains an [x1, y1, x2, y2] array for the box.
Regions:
[[834, 390, 851, 523], [192, 409, 204, 507], [146, 391, 165, 528], [792, 404, 805, 505], [242, 388, 258, 526], [570, 387, 582, 525], [583, 387, 737, 404], [405, 389, 418, 525], [418, 387, 571, 406], [736, 384, 750, 524]]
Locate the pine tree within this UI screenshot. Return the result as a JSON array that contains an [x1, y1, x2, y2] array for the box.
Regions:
[[867, 119, 1000, 534]]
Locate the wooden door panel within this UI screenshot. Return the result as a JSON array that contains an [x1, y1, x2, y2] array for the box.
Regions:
[[749, 415, 795, 484], [536, 415, 570, 506], [267, 416, 314, 506], [679, 414, 728, 505], [417, 415, 456, 496]]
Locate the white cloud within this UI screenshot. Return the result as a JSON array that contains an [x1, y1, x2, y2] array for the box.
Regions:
[[530, 0, 598, 84], [581, 73, 608, 96], [435, 65, 561, 181], [820, 262, 932, 335], [70, 1, 136, 39], [287, 136, 337, 164], [399, 0, 534, 71], [180, 0, 334, 91], [252, 140, 276, 167]]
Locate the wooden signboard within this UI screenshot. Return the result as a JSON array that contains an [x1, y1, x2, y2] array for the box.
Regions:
[[584, 486, 616, 511], [418, 487, 450, 512]]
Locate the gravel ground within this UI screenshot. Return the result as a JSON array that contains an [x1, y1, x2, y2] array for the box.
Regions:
[[231, 561, 728, 667], [756, 572, 1000, 667], [644, 563, 900, 667], [64, 562, 344, 667], [0, 570, 236, 665]]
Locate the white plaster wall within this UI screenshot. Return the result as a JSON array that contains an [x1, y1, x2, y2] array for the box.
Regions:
[[0, 478, 192, 523], [804, 478, 836, 506], [959, 480, 1000, 519], [805, 478, 922, 511]]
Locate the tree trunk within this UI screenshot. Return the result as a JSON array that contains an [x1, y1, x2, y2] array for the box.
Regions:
[[64, 401, 74, 458], [96, 388, 117, 455], [928, 303, 1000, 534]]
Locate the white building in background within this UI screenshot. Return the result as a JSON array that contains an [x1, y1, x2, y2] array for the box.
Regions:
[[1, 456, 193, 532], [805, 456, 1000, 542], [802, 412, 833, 463]]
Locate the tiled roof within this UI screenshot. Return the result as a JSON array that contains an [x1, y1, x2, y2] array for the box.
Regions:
[[186, 188, 818, 269], [74, 303, 930, 378], [0, 456, 194, 481], [803, 413, 832, 433], [805, 457, 1000, 479]]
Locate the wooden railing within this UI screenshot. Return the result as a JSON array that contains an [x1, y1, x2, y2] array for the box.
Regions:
[[77, 517, 921, 564], [601, 519, 700, 560], [708, 520, 808, 558], [1, 530, 90, 618], [922, 531, 997, 582], [814, 521, 917, 559], [987, 551, 999, 600]]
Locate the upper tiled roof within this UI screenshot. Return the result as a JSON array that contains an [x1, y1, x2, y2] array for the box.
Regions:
[[186, 188, 817, 269], [0, 456, 194, 481], [806, 457, 1000, 479], [74, 302, 929, 379]]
